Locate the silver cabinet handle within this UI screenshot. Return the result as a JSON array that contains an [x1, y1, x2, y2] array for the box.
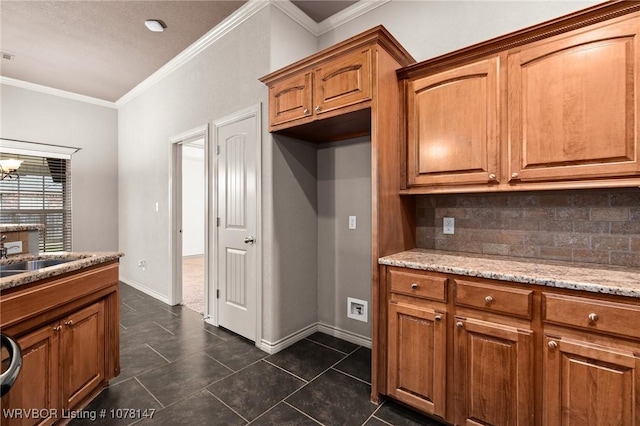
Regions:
[[243, 236, 255, 245], [511, 172, 519, 179], [303, 108, 309, 115], [411, 283, 418, 289], [456, 321, 464, 329], [588, 313, 599, 322], [434, 315, 442, 322], [485, 295, 494, 304], [314, 106, 321, 112], [548, 340, 558, 350], [488, 173, 496, 180]]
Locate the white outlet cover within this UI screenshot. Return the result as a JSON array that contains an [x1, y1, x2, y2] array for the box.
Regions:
[[443, 217, 455, 234], [347, 297, 368, 322], [348, 215, 357, 230]]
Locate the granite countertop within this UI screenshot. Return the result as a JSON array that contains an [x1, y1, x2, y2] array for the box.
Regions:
[[0, 224, 45, 232], [0, 252, 124, 290], [379, 248, 640, 298]]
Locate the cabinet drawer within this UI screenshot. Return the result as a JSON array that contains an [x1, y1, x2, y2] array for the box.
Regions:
[[389, 269, 447, 302], [455, 280, 533, 319], [543, 293, 640, 340]]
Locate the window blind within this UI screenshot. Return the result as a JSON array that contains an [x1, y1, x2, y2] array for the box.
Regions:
[[0, 153, 72, 251]]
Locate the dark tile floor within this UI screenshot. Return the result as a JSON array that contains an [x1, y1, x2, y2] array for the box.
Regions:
[[71, 283, 445, 426]]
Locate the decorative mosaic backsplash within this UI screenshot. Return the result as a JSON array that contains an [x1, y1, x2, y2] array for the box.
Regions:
[[415, 188, 640, 268]]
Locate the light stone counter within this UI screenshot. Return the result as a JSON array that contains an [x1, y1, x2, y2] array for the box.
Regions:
[[0, 252, 124, 290], [0, 224, 45, 232], [379, 248, 640, 298]]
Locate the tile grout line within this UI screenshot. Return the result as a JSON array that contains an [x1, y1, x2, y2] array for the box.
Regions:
[[262, 358, 309, 383], [204, 388, 250, 423], [152, 321, 176, 336], [304, 337, 356, 356], [366, 399, 393, 426], [121, 301, 137, 312], [330, 367, 371, 386], [283, 400, 325, 425], [144, 343, 171, 364], [134, 377, 165, 410]]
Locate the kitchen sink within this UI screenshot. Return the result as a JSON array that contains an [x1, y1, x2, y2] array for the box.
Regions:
[[0, 259, 71, 276]]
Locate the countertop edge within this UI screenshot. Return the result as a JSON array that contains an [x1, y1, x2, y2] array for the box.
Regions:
[[0, 252, 124, 290], [379, 250, 640, 299]]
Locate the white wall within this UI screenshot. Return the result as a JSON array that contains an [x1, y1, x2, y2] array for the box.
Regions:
[[181, 144, 205, 257], [0, 85, 118, 251], [320, 1, 599, 61], [317, 138, 372, 337], [118, 8, 271, 305]]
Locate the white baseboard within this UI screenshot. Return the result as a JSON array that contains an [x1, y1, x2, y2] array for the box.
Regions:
[[317, 323, 372, 349], [259, 322, 372, 354], [119, 276, 172, 305]]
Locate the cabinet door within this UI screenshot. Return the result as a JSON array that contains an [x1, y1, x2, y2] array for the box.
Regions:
[[508, 17, 640, 183], [387, 302, 446, 417], [407, 57, 500, 187], [543, 335, 640, 426], [1, 327, 59, 426], [313, 48, 372, 115], [61, 301, 105, 409], [454, 317, 534, 426], [268, 72, 313, 128]]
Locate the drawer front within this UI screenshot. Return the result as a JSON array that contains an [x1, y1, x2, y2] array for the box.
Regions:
[[389, 269, 447, 302], [543, 293, 640, 340], [455, 280, 533, 318]]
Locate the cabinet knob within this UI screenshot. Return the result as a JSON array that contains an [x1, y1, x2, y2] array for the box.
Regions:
[[64, 320, 73, 327], [53, 325, 62, 332], [303, 108, 309, 115], [488, 173, 496, 180], [511, 172, 519, 179], [314, 106, 321, 112], [485, 295, 494, 304], [411, 283, 418, 289], [435, 315, 442, 322], [588, 313, 599, 322], [456, 321, 464, 329], [548, 340, 558, 350]]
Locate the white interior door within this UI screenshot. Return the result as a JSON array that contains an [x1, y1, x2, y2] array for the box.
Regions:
[[215, 107, 260, 341]]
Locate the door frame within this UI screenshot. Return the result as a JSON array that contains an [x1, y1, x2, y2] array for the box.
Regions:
[[209, 103, 262, 345], [169, 124, 210, 316]]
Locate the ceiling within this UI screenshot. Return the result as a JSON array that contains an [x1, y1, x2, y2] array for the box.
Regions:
[[0, 0, 357, 103]]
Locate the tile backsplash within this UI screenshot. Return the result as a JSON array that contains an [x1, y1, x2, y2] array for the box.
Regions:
[[416, 188, 640, 268]]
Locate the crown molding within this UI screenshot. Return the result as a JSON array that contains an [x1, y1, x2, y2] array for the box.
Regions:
[[317, 0, 390, 35], [116, 0, 270, 107], [0, 76, 117, 109], [272, 0, 390, 37], [271, 0, 319, 35]]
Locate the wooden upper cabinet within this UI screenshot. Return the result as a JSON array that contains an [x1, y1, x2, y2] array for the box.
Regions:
[[265, 47, 372, 132], [313, 48, 372, 115], [399, 2, 640, 193], [508, 15, 640, 183], [407, 57, 499, 187], [268, 72, 313, 127]]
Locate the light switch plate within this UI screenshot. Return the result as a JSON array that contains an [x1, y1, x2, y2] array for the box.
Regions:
[[348, 216, 357, 230]]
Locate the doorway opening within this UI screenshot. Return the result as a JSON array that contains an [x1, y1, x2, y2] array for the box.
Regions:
[[170, 125, 209, 316]]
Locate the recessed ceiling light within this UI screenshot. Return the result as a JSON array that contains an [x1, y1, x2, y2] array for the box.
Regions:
[[145, 20, 165, 32]]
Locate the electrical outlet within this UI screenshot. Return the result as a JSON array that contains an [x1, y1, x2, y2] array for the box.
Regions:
[[138, 260, 147, 270], [347, 297, 368, 322], [443, 217, 455, 234]]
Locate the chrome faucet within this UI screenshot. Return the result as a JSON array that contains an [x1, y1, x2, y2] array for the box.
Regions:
[[0, 235, 7, 259]]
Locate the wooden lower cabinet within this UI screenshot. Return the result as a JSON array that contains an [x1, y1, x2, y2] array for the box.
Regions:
[[61, 301, 105, 410], [2, 327, 60, 426], [543, 334, 640, 426], [387, 301, 446, 417], [454, 317, 534, 426], [380, 265, 640, 425], [0, 262, 120, 426]]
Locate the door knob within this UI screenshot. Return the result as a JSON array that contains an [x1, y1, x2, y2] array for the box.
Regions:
[[243, 236, 255, 245]]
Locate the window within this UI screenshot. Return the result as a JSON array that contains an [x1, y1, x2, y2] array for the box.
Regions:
[[0, 140, 78, 252]]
